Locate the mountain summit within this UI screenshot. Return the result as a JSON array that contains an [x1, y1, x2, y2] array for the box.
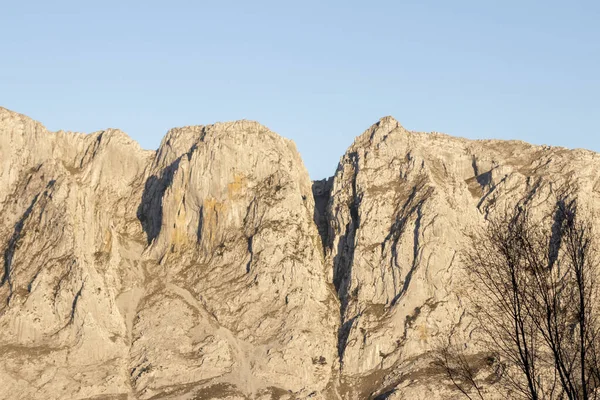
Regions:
[[1, 107, 599, 399]]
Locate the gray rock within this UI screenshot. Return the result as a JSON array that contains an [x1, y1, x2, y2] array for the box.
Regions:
[[0, 108, 337, 400], [1, 107, 599, 399], [327, 116, 600, 398]]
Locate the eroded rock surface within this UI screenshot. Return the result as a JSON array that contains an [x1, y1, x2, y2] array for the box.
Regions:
[[327, 117, 600, 399], [0, 108, 337, 400], [1, 107, 600, 399]]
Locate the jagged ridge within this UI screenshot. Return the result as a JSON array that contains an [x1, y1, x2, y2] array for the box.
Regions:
[[1, 107, 600, 400]]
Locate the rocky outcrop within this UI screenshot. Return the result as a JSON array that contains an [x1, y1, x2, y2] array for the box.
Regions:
[[0, 108, 337, 400], [326, 117, 600, 398], [1, 107, 599, 399]]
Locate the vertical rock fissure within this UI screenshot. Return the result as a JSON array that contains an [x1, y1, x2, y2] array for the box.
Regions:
[[391, 201, 425, 306], [331, 152, 362, 364], [312, 178, 333, 250], [68, 280, 85, 325], [137, 158, 181, 244], [2, 193, 40, 305], [197, 206, 204, 243], [246, 235, 254, 273]]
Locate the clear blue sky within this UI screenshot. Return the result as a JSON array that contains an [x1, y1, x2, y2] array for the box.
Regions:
[[1, 1, 599, 179]]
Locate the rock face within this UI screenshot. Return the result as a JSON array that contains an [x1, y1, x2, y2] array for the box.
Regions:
[[1, 107, 599, 399], [0, 108, 337, 400], [327, 118, 600, 399]]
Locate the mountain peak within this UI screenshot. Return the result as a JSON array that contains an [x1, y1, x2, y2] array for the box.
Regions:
[[2, 108, 600, 399]]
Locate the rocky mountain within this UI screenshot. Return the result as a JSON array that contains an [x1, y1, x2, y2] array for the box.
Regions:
[[1, 107, 599, 400]]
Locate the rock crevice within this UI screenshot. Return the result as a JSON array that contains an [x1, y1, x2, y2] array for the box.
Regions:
[[2, 106, 600, 399]]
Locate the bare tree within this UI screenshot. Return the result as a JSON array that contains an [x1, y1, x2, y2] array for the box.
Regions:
[[438, 196, 600, 399], [434, 337, 489, 400]]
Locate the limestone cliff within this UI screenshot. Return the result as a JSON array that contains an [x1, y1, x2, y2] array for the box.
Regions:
[[1, 107, 599, 399], [327, 117, 600, 399]]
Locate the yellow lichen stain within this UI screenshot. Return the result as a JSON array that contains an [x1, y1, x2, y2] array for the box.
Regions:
[[101, 229, 112, 254], [227, 173, 246, 199], [201, 198, 227, 246], [417, 324, 429, 341]]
